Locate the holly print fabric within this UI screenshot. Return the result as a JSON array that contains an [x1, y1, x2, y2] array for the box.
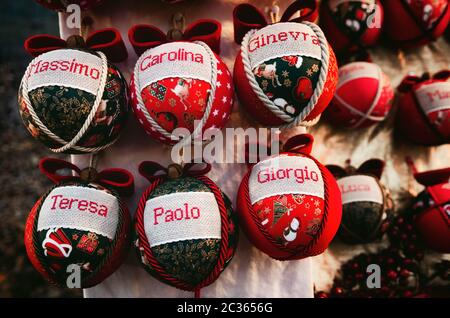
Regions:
[[19, 53, 128, 153], [405, 0, 448, 30], [138, 177, 238, 287], [252, 193, 325, 249], [253, 56, 321, 118]]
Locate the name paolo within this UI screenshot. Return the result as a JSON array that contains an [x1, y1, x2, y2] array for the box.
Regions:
[[152, 203, 201, 225]]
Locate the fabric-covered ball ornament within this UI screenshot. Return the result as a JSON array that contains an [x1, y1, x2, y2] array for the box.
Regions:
[[326, 159, 393, 244], [319, 0, 384, 56], [383, 0, 450, 48], [325, 61, 394, 128], [34, 0, 105, 11], [18, 29, 129, 154], [237, 134, 342, 260], [233, 1, 338, 128], [128, 19, 233, 145], [407, 159, 450, 253], [24, 158, 134, 288], [134, 161, 238, 296], [395, 70, 450, 146]]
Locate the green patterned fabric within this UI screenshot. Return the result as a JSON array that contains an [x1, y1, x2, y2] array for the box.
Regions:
[[33, 182, 124, 287], [138, 177, 238, 288], [19, 49, 128, 153], [253, 55, 321, 118]]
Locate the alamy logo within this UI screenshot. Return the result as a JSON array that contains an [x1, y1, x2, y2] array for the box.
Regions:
[[366, 6, 382, 29]]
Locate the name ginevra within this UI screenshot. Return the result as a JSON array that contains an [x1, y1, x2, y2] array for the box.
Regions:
[[49, 194, 108, 217]]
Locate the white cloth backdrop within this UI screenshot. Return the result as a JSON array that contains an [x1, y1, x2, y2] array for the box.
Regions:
[[57, 0, 450, 298]]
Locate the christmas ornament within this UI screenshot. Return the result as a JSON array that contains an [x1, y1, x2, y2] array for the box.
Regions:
[[134, 161, 238, 296], [19, 29, 129, 153], [128, 18, 233, 145], [395, 70, 450, 146], [407, 158, 450, 253], [325, 61, 394, 128], [326, 159, 393, 244], [237, 134, 342, 260], [319, 0, 384, 56], [233, 0, 338, 128], [34, 0, 104, 11], [24, 158, 134, 288], [383, 0, 450, 48]]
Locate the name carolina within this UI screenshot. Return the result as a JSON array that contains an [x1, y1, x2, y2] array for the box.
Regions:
[[29, 59, 100, 80], [140, 48, 204, 71], [249, 31, 320, 53]]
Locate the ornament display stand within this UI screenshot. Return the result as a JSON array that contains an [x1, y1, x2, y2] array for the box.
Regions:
[[57, 0, 450, 297]]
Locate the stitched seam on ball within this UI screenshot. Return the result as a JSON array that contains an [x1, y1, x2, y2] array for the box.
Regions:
[[133, 41, 218, 146], [21, 51, 115, 153], [240, 22, 328, 129]]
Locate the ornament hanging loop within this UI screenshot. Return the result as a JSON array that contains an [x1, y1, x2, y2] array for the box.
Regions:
[[80, 152, 99, 182], [167, 12, 186, 40], [266, 2, 280, 24]]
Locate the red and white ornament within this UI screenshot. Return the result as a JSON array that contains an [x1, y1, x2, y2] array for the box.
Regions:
[[237, 134, 342, 260], [396, 71, 450, 145], [408, 159, 450, 253], [383, 0, 450, 48], [233, 1, 338, 128], [128, 20, 233, 145], [320, 0, 384, 55], [325, 61, 394, 128], [24, 158, 133, 288]]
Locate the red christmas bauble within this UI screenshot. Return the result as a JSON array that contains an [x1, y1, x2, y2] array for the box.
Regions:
[[24, 181, 131, 288], [383, 0, 450, 48], [325, 61, 394, 128], [395, 71, 450, 146], [411, 166, 450, 253], [320, 0, 384, 54], [236, 134, 342, 260], [34, 0, 104, 11], [234, 22, 338, 128], [134, 163, 238, 293], [130, 41, 233, 145]]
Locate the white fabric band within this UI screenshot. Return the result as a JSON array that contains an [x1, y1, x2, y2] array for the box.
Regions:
[[337, 62, 381, 89], [143, 191, 221, 247], [249, 155, 324, 204], [37, 186, 120, 240], [136, 41, 212, 94], [247, 23, 322, 70], [338, 175, 383, 205], [26, 49, 103, 95], [415, 81, 450, 115]]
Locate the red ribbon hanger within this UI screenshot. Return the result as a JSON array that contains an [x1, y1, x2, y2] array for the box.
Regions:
[[397, 70, 450, 93], [24, 28, 128, 63], [233, 0, 319, 44], [39, 157, 134, 197], [138, 161, 212, 183], [326, 159, 385, 180], [128, 19, 222, 56]]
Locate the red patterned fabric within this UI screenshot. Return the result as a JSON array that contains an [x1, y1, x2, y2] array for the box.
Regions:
[[383, 0, 450, 48], [131, 51, 233, 145]]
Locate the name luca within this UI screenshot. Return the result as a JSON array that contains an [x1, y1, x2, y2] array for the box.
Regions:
[[49, 194, 108, 217], [153, 203, 200, 225]]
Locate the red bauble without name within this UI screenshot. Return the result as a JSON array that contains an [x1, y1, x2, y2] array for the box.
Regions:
[[319, 0, 384, 55], [383, 0, 450, 48], [130, 41, 233, 145], [24, 182, 131, 288], [395, 71, 450, 146], [234, 22, 338, 128], [325, 61, 394, 129], [410, 166, 450, 253], [236, 134, 342, 260]]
